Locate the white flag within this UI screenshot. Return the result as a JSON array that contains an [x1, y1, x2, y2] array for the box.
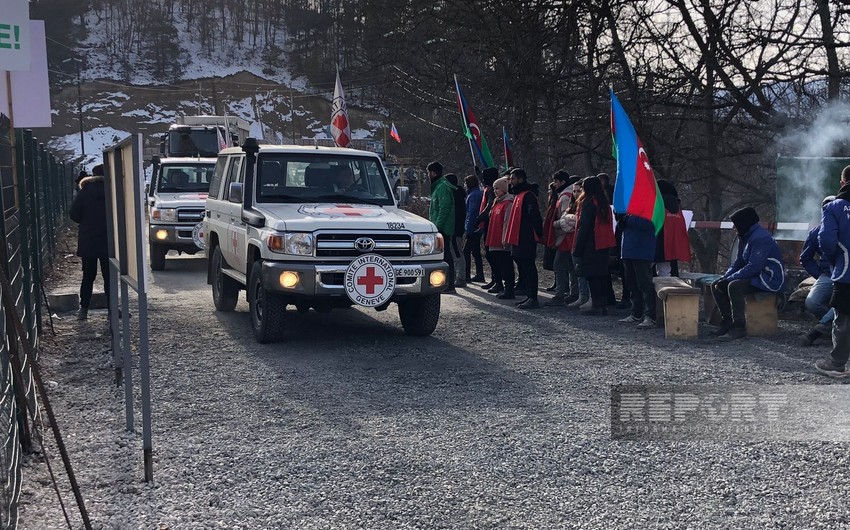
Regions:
[[330, 71, 351, 148]]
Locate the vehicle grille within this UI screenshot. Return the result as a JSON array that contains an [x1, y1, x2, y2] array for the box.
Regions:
[[315, 233, 411, 258], [177, 208, 205, 223]]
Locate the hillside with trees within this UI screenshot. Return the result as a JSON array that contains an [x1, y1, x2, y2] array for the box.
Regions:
[[34, 0, 850, 271]]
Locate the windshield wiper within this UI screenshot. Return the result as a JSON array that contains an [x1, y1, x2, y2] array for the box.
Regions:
[[313, 194, 386, 206]]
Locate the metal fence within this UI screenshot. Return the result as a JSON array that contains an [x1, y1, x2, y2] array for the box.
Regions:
[[0, 116, 73, 529]]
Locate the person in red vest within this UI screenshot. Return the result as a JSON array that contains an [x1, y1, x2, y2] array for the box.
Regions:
[[484, 177, 516, 299], [506, 168, 543, 309], [654, 180, 691, 276], [572, 175, 616, 315]]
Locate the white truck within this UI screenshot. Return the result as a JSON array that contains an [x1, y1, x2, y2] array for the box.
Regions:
[[204, 139, 448, 343], [147, 156, 217, 270], [162, 115, 251, 158]]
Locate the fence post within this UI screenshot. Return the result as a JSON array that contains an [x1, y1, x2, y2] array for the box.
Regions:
[[23, 131, 42, 334], [13, 130, 34, 345]]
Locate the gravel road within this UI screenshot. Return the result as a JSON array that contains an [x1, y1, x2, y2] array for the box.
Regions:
[[15, 232, 850, 529]]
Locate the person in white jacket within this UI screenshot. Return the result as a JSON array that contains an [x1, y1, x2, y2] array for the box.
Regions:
[[545, 175, 581, 306]]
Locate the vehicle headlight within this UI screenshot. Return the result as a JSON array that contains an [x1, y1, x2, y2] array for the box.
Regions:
[[413, 233, 443, 255], [151, 208, 177, 222], [267, 232, 314, 256]]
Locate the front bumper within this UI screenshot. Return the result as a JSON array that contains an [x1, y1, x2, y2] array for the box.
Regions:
[[261, 260, 449, 298], [148, 224, 202, 252]]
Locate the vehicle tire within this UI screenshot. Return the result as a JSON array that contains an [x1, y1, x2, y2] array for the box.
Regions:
[[248, 261, 286, 343], [150, 243, 167, 271], [211, 246, 239, 312], [398, 294, 440, 336]]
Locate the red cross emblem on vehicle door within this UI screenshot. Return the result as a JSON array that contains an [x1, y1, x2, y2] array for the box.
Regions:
[[356, 266, 384, 295]]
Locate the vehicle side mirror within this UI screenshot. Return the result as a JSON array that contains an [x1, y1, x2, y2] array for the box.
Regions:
[[159, 140, 165, 155], [397, 186, 410, 207], [228, 182, 243, 204]]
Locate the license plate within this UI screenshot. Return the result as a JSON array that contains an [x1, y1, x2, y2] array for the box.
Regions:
[[395, 267, 423, 277]]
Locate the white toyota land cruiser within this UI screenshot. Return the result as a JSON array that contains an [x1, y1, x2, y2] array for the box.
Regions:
[[204, 139, 449, 343], [148, 156, 217, 270]]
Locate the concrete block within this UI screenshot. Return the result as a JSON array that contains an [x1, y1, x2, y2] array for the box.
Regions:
[[47, 290, 108, 312]]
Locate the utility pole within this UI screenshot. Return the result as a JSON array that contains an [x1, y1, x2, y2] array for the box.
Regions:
[[63, 57, 85, 159]]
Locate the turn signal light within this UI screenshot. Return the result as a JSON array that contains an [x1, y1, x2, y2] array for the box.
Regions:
[[429, 270, 446, 287], [279, 271, 299, 289], [155, 230, 168, 240]]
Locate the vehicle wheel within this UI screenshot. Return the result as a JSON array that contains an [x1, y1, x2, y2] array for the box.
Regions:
[[211, 246, 239, 312], [397, 294, 441, 336], [248, 261, 286, 343], [150, 243, 167, 271]]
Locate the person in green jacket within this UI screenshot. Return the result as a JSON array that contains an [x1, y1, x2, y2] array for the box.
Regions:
[[428, 161, 458, 292]]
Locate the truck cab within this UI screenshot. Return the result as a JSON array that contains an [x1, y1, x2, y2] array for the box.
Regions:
[[204, 140, 448, 343], [148, 156, 217, 270]]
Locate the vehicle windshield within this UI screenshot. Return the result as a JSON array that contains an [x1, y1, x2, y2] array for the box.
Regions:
[[167, 127, 222, 157], [156, 164, 215, 193], [256, 154, 393, 205]]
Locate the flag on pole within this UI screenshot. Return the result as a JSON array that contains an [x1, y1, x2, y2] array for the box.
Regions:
[[216, 127, 228, 151], [502, 127, 514, 168], [610, 87, 665, 234], [331, 70, 351, 148], [454, 77, 495, 168], [390, 123, 401, 143]]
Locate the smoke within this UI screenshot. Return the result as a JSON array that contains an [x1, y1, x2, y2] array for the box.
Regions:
[[774, 100, 850, 240]]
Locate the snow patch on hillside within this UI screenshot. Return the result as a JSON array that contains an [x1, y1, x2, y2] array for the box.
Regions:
[[79, 9, 308, 90], [48, 127, 131, 169]]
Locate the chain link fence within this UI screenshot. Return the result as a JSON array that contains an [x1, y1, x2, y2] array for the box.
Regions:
[[0, 116, 74, 529]]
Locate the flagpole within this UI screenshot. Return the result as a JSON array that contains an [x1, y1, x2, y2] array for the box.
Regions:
[[454, 74, 479, 173]]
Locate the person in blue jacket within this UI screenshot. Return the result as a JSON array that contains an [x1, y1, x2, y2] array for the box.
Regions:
[[617, 213, 658, 329], [799, 195, 836, 346], [711, 207, 785, 340], [462, 174, 485, 282], [815, 166, 850, 378]]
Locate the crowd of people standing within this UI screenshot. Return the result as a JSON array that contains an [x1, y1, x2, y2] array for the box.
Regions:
[[428, 161, 850, 380]]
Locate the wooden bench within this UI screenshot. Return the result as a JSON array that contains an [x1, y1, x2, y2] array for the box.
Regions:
[[652, 277, 702, 339], [744, 291, 779, 336], [679, 272, 724, 325]]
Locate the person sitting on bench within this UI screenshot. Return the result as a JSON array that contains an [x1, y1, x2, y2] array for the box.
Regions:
[[711, 207, 785, 340]]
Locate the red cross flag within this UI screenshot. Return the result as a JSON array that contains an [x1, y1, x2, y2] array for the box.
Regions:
[[331, 71, 351, 148]]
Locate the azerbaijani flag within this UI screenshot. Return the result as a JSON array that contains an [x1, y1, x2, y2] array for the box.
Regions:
[[502, 127, 514, 168], [454, 76, 495, 168], [390, 123, 401, 143], [610, 88, 665, 234]]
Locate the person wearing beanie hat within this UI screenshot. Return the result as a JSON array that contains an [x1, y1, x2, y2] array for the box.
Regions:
[[484, 177, 516, 299], [800, 195, 837, 346], [710, 207, 785, 340], [428, 161, 459, 292], [730, 206, 759, 235], [475, 167, 500, 289], [815, 166, 850, 377]]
